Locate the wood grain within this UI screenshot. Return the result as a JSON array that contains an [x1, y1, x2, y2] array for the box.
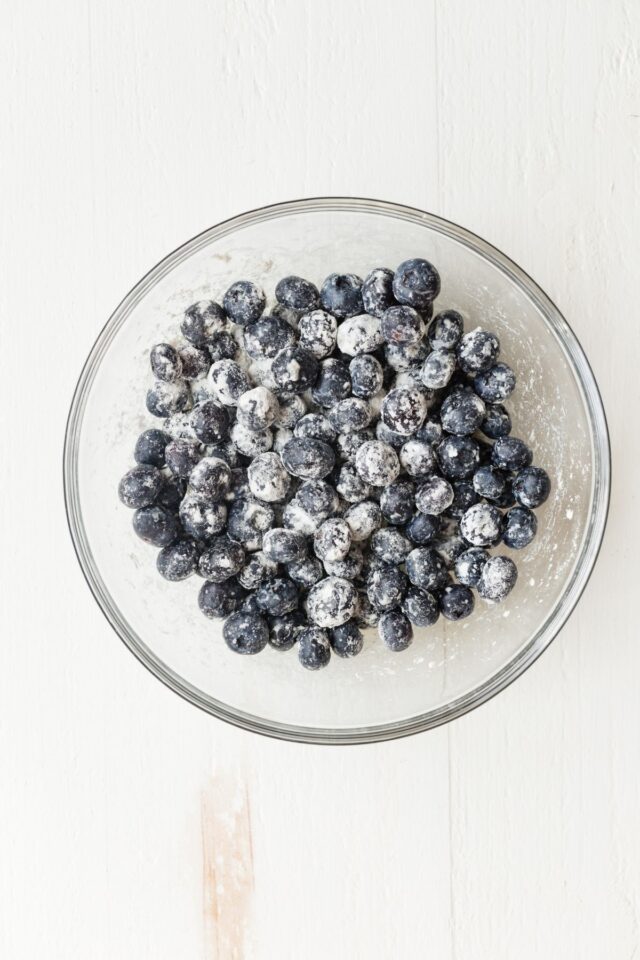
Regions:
[[1, 0, 637, 957]]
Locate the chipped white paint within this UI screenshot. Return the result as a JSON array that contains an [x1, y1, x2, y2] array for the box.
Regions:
[[0, 1, 636, 958]]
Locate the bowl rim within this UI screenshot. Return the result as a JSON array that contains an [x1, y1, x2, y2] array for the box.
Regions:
[[63, 196, 611, 745]]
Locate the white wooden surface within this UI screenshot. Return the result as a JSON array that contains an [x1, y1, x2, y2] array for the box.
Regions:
[[0, 1, 637, 957]]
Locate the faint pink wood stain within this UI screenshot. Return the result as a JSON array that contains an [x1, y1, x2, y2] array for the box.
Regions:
[[201, 776, 254, 959]]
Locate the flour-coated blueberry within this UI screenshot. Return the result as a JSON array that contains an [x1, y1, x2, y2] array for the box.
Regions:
[[223, 280, 266, 326], [380, 480, 415, 525], [179, 494, 227, 539], [330, 620, 364, 658], [454, 547, 489, 587], [492, 436, 533, 471], [427, 310, 463, 351], [178, 344, 210, 381], [457, 328, 500, 374], [474, 362, 516, 402], [189, 456, 232, 500], [237, 550, 278, 589], [401, 587, 439, 627], [328, 398, 371, 434], [371, 527, 412, 564], [405, 512, 441, 545], [366, 564, 407, 611], [477, 555, 518, 601], [236, 386, 280, 433], [361, 267, 396, 317], [191, 401, 229, 444], [436, 436, 480, 479], [480, 403, 512, 439], [271, 345, 319, 395], [262, 527, 307, 563], [182, 300, 228, 346], [336, 314, 383, 355], [207, 359, 251, 406], [298, 310, 337, 359], [198, 537, 245, 582], [150, 343, 183, 382], [298, 627, 331, 670], [381, 305, 425, 345], [439, 389, 486, 436], [472, 465, 507, 501], [440, 584, 475, 621], [156, 538, 199, 581], [146, 380, 192, 418], [268, 610, 305, 651], [415, 475, 454, 515], [311, 358, 352, 407], [134, 429, 170, 467], [223, 611, 269, 654], [379, 609, 413, 651], [276, 275, 320, 312], [243, 315, 296, 360], [459, 502, 504, 547], [393, 258, 440, 309], [320, 273, 363, 319], [132, 505, 180, 546], [118, 465, 164, 508], [226, 497, 274, 551], [255, 576, 299, 616], [198, 579, 245, 619], [380, 386, 427, 436], [512, 466, 550, 508], [306, 576, 358, 627], [502, 505, 537, 549]]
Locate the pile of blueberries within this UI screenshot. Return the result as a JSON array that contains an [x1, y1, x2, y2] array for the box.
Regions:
[[118, 258, 550, 670]]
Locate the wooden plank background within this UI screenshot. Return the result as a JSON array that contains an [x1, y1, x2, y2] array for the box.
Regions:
[[0, 1, 636, 956]]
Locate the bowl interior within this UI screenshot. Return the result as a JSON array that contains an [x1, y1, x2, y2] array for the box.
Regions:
[[67, 200, 607, 742]]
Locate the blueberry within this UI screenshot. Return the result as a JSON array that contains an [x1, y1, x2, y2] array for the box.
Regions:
[[439, 390, 486, 436], [447, 481, 479, 519], [271, 346, 319, 395], [336, 314, 384, 355], [401, 587, 439, 627], [275, 393, 307, 428], [399, 439, 436, 478], [132, 505, 180, 546], [474, 362, 516, 402], [156, 538, 199, 581], [354, 592, 381, 628], [379, 609, 413, 651], [282, 499, 321, 536], [380, 480, 415, 525], [157, 475, 187, 511], [459, 502, 504, 547], [179, 494, 226, 539], [247, 452, 291, 503], [222, 280, 266, 326], [439, 584, 475, 621], [286, 556, 324, 588], [477, 555, 518, 602], [312, 358, 353, 409], [118, 464, 164, 508], [405, 512, 441, 545], [134, 429, 170, 467], [275, 275, 320, 312], [240, 593, 264, 617], [198, 579, 246, 619], [320, 273, 363, 319], [354, 440, 400, 487], [255, 576, 299, 616], [223, 612, 269, 655], [406, 547, 449, 592], [343, 500, 382, 542], [371, 527, 412, 564], [381, 305, 425, 345], [375, 419, 407, 449], [420, 349, 456, 390], [178, 344, 210, 381], [236, 386, 280, 433], [313, 518, 351, 563], [472, 465, 507, 501], [226, 497, 274, 550], [298, 310, 337, 359], [415, 476, 454, 515], [457, 328, 500, 374], [328, 398, 371, 434], [268, 610, 305, 651], [294, 413, 336, 443], [360, 267, 395, 317], [393, 258, 440, 309], [163, 411, 199, 441], [380, 387, 428, 436], [367, 563, 407, 612], [502, 505, 537, 549], [436, 436, 480, 479], [206, 331, 239, 363], [336, 428, 375, 462], [191, 401, 229, 444], [262, 528, 307, 564], [229, 422, 273, 457], [296, 480, 340, 520], [182, 300, 227, 346], [512, 466, 551, 508], [330, 620, 364, 658], [492, 480, 517, 509], [197, 537, 245, 582], [323, 545, 364, 579], [238, 550, 278, 589], [306, 576, 359, 627], [146, 380, 192, 418], [385, 338, 430, 372], [150, 343, 183, 382], [415, 419, 443, 446], [481, 403, 512, 439], [189, 456, 232, 500], [454, 548, 489, 587], [207, 360, 251, 406], [163, 438, 200, 478], [243, 315, 296, 360], [428, 310, 463, 351], [281, 437, 335, 480], [298, 627, 331, 670], [491, 437, 533, 471], [349, 354, 383, 400]]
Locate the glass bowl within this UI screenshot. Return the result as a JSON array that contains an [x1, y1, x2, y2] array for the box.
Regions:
[[64, 198, 610, 744]]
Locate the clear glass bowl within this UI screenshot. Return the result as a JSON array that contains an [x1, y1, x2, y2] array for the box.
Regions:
[[64, 198, 610, 744]]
